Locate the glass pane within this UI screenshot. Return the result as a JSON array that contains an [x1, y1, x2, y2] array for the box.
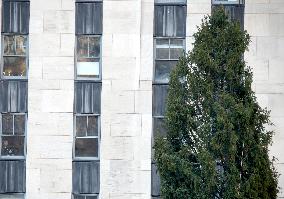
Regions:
[[77, 36, 89, 57], [87, 116, 98, 136], [1, 136, 25, 156], [14, 115, 26, 135], [153, 118, 167, 137], [86, 196, 97, 199], [3, 57, 27, 77], [75, 138, 99, 157], [155, 0, 186, 3], [170, 39, 184, 59], [89, 37, 100, 58], [73, 195, 85, 199], [77, 58, 100, 78], [156, 39, 169, 59], [0, 194, 25, 199], [76, 116, 87, 137], [15, 35, 27, 55], [2, 114, 13, 135], [154, 61, 177, 83], [4, 36, 15, 55]]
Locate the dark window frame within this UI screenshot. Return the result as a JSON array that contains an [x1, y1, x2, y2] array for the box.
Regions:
[[153, 37, 185, 84], [73, 114, 100, 161], [72, 194, 98, 199], [1, 34, 29, 80], [75, 35, 102, 81], [212, 0, 244, 5], [0, 113, 27, 160]]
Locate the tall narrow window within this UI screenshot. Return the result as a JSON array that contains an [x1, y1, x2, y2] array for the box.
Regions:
[[0, 0, 30, 198], [212, 0, 245, 29], [73, 1, 102, 198], [152, 0, 186, 197]]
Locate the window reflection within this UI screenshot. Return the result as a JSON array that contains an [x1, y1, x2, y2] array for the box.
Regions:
[[75, 138, 98, 157], [76, 36, 101, 79], [3, 57, 27, 76], [1, 136, 25, 156]]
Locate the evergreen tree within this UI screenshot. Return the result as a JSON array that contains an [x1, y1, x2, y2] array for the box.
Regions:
[[154, 7, 279, 199]]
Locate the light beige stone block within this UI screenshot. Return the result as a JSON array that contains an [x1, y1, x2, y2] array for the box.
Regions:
[[245, 3, 284, 14], [29, 57, 43, 80], [269, 58, 284, 83], [186, 14, 206, 36], [41, 90, 73, 113], [60, 33, 75, 56], [28, 112, 73, 136], [141, 2, 154, 35], [110, 114, 142, 137], [112, 34, 140, 58], [270, 14, 284, 37], [103, 1, 139, 34], [102, 137, 134, 160], [38, 136, 72, 159], [31, 0, 62, 11], [29, 33, 61, 57], [256, 94, 269, 109], [62, 0, 75, 10], [268, 94, 284, 117], [40, 167, 72, 193], [30, 11, 44, 33], [255, 83, 284, 94], [257, 36, 284, 59], [42, 57, 74, 80], [103, 57, 136, 80], [109, 91, 135, 113], [187, 3, 211, 14], [135, 90, 152, 114], [245, 14, 270, 37], [247, 58, 269, 82], [44, 10, 74, 33]]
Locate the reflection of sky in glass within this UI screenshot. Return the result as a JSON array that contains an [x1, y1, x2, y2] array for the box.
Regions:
[[77, 62, 99, 76]]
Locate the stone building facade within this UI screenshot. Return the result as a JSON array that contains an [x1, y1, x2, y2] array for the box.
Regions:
[[0, 0, 283, 199]]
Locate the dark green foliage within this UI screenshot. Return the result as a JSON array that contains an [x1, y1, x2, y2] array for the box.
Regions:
[[154, 7, 279, 199]]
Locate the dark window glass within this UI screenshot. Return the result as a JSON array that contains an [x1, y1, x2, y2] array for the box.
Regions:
[[75, 2, 102, 35], [76, 36, 101, 79], [212, 5, 244, 29], [170, 39, 184, 59], [75, 138, 99, 157], [151, 163, 161, 196], [153, 117, 167, 137], [14, 115, 25, 135], [0, 81, 28, 113], [2, 35, 28, 77], [4, 35, 27, 56], [2, 1, 30, 34], [73, 196, 85, 199], [1, 136, 25, 156], [153, 85, 169, 117], [155, 0, 186, 4], [3, 57, 27, 77], [74, 82, 101, 114], [156, 38, 184, 60], [77, 36, 89, 57], [86, 196, 98, 199], [154, 5, 186, 37], [0, 194, 25, 199], [87, 116, 98, 136], [76, 116, 87, 137], [154, 60, 177, 83], [2, 114, 13, 135], [212, 0, 244, 4], [156, 39, 169, 59], [89, 37, 100, 58]]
